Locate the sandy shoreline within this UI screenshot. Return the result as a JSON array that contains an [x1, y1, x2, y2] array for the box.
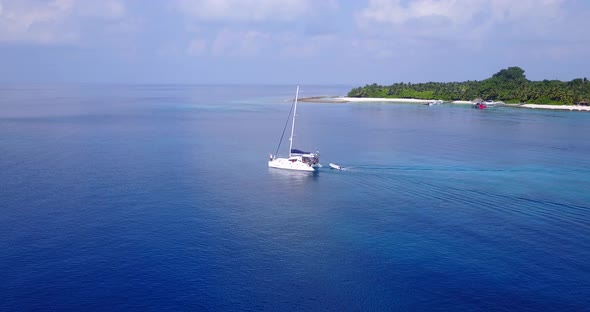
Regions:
[[299, 96, 590, 111], [332, 97, 430, 103], [300, 96, 475, 105], [517, 104, 590, 111]]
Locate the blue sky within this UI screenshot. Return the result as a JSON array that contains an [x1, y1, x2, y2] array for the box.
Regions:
[[0, 0, 589, 85]]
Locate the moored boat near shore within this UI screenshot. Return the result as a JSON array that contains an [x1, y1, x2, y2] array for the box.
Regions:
[[473, 102, 487, 109], [426, 99, 444, 106]]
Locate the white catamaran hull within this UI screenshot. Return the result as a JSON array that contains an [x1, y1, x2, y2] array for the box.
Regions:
[[268, 158, 317, 172], [268, 85, 320, 172]]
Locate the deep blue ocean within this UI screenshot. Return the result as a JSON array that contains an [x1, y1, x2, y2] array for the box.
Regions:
[[1, 85, 589, 311]]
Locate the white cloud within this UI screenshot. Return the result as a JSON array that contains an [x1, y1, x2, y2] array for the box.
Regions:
[[0, 0, 75, 43], [0, 0, 127, 44], [187, 28, 336, 59], [354, 0, 588, 59], [174, 0, 340, 59], [359, 0, 564, 24], [210, 29, 271, 56], [357, 0, 566, 39], [175, 0, 314, 22], [187, 38, 208, 55], [277, 32, 338, 58], [75, 0, 125, 20]]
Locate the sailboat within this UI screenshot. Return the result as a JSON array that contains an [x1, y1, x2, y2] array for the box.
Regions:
[[268, 85, 320, 172]]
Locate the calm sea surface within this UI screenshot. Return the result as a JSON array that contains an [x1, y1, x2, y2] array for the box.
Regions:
[[1, 85, 589, 311]]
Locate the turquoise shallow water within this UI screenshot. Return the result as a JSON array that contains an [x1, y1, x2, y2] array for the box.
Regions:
[[1, 85, 589, 311]]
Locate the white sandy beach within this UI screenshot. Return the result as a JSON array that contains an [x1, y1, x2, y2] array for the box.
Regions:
[[518, 104, 590, 111], [326, 97, 475, 105], [332, 97, 429, 103], [309, 97, 590, 111]]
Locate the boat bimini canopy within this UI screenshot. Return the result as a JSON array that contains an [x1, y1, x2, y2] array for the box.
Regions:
[[291, 148, 315, 155]]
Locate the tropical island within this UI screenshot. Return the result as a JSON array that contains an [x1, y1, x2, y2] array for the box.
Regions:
[[347, 67, 589, 105]]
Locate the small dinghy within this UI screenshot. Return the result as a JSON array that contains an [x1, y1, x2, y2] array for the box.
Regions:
[[329, 163, 342, 170]]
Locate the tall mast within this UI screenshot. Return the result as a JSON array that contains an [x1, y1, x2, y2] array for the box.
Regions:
[[288, 85, 299, 157]]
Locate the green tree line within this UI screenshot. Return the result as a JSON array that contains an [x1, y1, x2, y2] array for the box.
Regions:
[[348, 67, 590, 105]]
